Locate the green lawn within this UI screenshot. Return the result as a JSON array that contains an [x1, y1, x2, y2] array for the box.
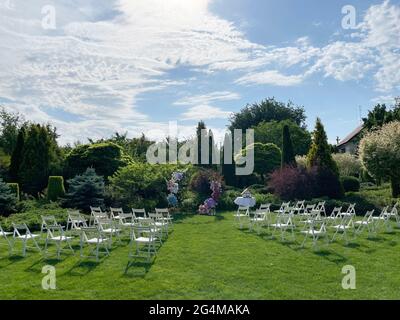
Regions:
[[0, 212, 399, 300]]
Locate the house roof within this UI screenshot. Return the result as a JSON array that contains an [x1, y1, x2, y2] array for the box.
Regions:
[[337, 124, 364, 147]]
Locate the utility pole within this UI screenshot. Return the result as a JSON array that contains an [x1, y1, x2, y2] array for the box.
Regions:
[[395, 97, 400, 109]]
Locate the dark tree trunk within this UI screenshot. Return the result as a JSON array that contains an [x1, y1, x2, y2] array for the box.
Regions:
[[391, 177, 400, 198]]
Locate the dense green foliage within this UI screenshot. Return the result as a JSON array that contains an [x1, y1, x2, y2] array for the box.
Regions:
[[64, 142, 132, 180], [237, 143, 281, 181], [0, 200, 68, 232], [63, 168, 105, 212], [0, 108, 25, 155], [281, 124, 296, 167], [0, 178, 17, 216], [341, 176, 361, 192], [7, 183, 19, 201], [47, 176, 66, 201], [254, 120, 311, 156], [9, 127, 25, 182], [363, 103, 400, 130], [108, 163, 188, 210], [229, 98, 306, 130], [360, 121, 400, 197], [19, 124, 61, 195]]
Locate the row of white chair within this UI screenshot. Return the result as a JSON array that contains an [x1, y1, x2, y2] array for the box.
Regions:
[[0, 207, 173, 261], [235, 202, 399, 247]]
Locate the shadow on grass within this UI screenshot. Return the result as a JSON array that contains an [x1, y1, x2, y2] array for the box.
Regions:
[[313, 249, 348, 264], [65, 260, 102, 276], [123, 259, 154, 278], [24, 257, 65, 273], [0, 255, 24, 269]]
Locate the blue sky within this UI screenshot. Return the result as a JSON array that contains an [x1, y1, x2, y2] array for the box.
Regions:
[[0, 0, 399, 144]]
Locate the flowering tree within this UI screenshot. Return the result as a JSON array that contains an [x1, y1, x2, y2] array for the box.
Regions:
[[332, 153, 362, 177], [359, 121, 400, 197]]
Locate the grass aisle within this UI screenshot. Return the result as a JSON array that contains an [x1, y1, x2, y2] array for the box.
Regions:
[[0, 212, 399, 299]]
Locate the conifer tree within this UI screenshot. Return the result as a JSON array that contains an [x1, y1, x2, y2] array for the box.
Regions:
[[9, 127, 25, 182], [281, 124, 296, 167]]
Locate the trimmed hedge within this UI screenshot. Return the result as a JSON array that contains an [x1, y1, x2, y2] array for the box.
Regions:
[[7, 183, 20, 201], [341, 176, 361, 192], [47, 176, 65, 201]]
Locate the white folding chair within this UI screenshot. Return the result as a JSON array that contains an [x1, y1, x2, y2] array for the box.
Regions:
[[129, 221, 158, 262], [155, 208, 173, 226], [110, 207, 124, 221], [90, 206, 108, 226], [132, 208, 148, 222], [44, 225, 74, 259], [387, 202, 400, 228], [325, 207, 342, 226], [148, 212, 168, 241], [341, 203, 356, 217], [292, 200, 305, 215], [41, 215, 59, 234], [331, 211, 355, 244], [11, 223, 41, 257], [234, 206, 250, 229], [274, 202, 290, 214], [249, 208, 268, 234], [300, 212, 327, 248], [67, 210, 88, 231], [354, 210, 375, 238], [271, 211, 295, 241], [79, 227, 110, 261], [96, 217, 122, 247], [0, 224, 12, 254], [372, 206, 391, 232], [315, 201, 327, 218], [299, 204, 316, 222]]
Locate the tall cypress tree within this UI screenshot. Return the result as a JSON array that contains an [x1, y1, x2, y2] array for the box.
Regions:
[[221, 131, 236, 186], [19, 124, 56, 195], [307, 118, 343, 198], [307, 118, 339, 174], [196, 121, 207, 166], [281, 124, 296, 167], [9, 127, 25, 182]]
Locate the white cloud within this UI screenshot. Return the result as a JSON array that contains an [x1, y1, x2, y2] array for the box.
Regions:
[[181, 105, 232, 121], [1, 0, 400, 145], [236, 70, 304, 86], [174, 91, 240, 106]]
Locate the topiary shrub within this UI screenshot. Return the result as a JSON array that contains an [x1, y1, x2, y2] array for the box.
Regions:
[[63, 168, 105, 212], [64, 142, 132, 181], [47, 176, 65, 201], [341, 176, 361, 192], [0, 178, 17, 216], [7, 183, 20, 201]]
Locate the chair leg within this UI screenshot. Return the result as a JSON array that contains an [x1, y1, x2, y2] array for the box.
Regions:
[[22, 240, 27, 257]]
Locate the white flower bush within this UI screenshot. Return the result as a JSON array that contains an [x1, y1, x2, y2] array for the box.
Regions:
[[359, 121, 400, 197]]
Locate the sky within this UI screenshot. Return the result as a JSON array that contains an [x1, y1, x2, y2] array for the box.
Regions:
[[0, 0, 399, 145]]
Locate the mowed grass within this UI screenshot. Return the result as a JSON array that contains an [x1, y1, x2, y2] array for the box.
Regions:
[[0, 212, 400, 300]]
